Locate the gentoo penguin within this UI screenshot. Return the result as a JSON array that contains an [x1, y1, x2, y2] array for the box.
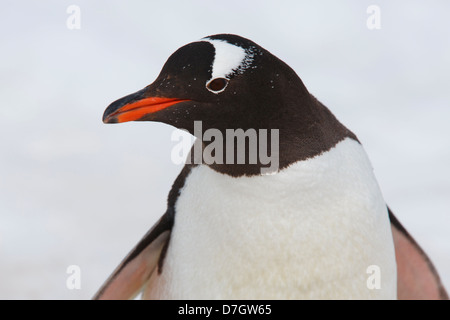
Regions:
[[95, 34, 448, 300]]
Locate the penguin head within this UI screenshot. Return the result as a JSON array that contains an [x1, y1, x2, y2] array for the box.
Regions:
[[102, 34, 309, 135]]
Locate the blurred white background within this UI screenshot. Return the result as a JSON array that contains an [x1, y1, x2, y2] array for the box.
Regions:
[[0, 1, 449, 299]]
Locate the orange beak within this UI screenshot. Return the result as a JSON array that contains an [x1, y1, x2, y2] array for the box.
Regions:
[[103, 88, 190, 124]]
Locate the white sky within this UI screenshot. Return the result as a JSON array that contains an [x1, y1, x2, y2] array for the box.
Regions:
[[0, 1, 449, 299]]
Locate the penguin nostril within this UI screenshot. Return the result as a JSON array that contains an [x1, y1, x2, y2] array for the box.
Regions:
[[206, 78, 229, 93]]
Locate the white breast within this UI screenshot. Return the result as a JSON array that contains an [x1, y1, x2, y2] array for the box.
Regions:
[[143, 138, 397, 299]]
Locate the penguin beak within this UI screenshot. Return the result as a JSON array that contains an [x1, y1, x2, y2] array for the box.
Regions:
[[103, 87, 190, 124]]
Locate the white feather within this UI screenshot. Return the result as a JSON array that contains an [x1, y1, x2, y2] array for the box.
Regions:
[[143, 138, 397, 299], [202, 39, 247, 81]]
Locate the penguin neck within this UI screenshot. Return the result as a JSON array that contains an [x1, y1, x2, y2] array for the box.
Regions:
[[278, 94, 359, 169], [189, 92, 358, 177]]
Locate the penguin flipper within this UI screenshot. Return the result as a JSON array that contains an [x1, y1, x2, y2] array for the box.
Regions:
[[93, 209, 174, 300], [389, 208, 448, 300]]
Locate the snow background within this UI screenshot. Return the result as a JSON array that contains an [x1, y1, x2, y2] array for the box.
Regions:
[[0, 1, 449, 299]]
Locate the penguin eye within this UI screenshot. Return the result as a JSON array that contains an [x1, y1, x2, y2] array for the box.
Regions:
[[206, 78, 229, 93]]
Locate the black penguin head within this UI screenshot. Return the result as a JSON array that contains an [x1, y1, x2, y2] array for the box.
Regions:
[[102, 34, 309, 135], [102, 34, 357, 176]]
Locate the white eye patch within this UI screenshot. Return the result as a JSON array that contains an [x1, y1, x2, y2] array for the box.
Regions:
[[201, 38, 257, 93], [203, 39, 246, 79]]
